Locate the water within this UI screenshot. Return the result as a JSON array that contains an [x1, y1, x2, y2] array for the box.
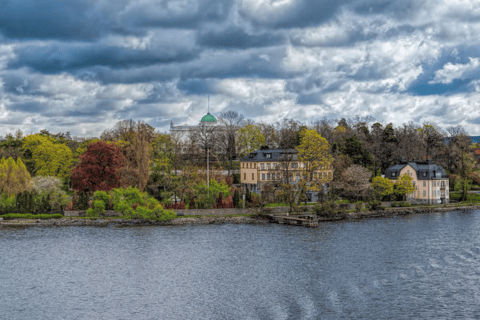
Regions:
[[2, 210, 480, 319]]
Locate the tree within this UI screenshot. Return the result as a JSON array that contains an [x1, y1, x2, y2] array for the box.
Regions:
[[394, 174, 415, 201], [132, 122, 154, 192], [297, 129, 333, 195], [22, 134, 73, 179], [458, 153, 477, 201], [336, 165, 372, 202], [371, 176, 394, 200], [340, 135, 372, 167], [237, 125, 266, 157], [218, 110, 244, 175], [0, 157, 32, 195], [71, 141, 126, 192]]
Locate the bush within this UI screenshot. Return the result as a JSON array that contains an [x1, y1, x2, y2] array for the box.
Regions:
[[354, 201, 363, 212], [314, 201, 338, 216], [86, 200, 105, 217], [113, 200, 134, 218], [0, 194, 16, 214], [367, 200, 384, 210], [392, 201, 412, 207], [124, 187, 145, 207], [93, 191, 111, 209]]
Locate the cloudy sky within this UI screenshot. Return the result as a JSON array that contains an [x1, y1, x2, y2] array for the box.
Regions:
[[1, 0, 480, 136]]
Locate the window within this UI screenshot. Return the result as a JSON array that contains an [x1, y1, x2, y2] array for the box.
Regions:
[[262, 174, 265, 181], [260, 163, 265, 170], [423, 181, 426, 187], [252, 173, 254, 180], [254, 163, 257, 169], [423, 172, 427, 177], [267, 173, 270, 180], [292, 163, 298, 168], [277, 173, 281, 180], [266, 153, 272, 159], [391, 172, 396, 177], [266, 163, 271, 169], [423, 190, 426, 197], [244, 173, 246, 180], [273, 163, 277, 169]]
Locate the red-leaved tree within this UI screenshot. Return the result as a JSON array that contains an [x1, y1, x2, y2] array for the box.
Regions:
[[71, 141, 126, 192]]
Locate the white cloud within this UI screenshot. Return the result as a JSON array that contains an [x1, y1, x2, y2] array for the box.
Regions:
[[430, 58, 480, 84]]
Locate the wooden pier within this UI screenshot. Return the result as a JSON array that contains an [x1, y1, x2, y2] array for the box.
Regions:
[[269, 214, 319, 228]]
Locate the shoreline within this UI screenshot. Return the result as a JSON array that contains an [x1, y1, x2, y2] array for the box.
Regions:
[[1, 205, 480, 229]]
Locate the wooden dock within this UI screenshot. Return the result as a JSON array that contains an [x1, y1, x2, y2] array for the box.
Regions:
[[269, 215, 319, 228]]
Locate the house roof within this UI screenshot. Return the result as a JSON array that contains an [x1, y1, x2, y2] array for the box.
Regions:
[[385, 160, 447, 180], [241, 149, 298, 162], [475, 149, 480, 155]]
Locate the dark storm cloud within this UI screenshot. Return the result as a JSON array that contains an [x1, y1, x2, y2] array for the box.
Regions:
[[196, 27, 285, 49], [9, 43, 198, 73], [177, 79, 218, 95], [240, 0, 415, 29], [120, 0, 235, 29], [0, 0, 113, 40], [6, 101, 46, 113]]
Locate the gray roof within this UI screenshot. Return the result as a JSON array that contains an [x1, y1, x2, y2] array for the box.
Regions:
[[385, 160, 447, 180], [241, 149, 298, 162]]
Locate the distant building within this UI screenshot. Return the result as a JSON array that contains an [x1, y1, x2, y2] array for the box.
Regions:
[[240, 148, 333, 201], [385, 159, 449, 204]]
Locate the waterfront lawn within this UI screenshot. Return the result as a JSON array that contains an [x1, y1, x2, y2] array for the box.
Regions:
[[450, 192, 480, 204]]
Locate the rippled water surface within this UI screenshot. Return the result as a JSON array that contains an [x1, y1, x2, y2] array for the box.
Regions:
[[3, 210, 480, 319]]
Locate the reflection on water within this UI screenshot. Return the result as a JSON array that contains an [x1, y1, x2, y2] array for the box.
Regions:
[[2, 210, 480, 319]]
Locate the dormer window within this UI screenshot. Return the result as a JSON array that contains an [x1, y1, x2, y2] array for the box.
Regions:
[[423, 172, 427, 177], [391, 172, 396, 177], [266, 153, 272, 159]]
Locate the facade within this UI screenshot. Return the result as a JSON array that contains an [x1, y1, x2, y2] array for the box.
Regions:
[[240, 148, 333, 199], [385, 159, 449, 204]]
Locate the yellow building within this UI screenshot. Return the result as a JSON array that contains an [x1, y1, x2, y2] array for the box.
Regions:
[[240, 148, 333, 197], [386, 159, 449, 204]]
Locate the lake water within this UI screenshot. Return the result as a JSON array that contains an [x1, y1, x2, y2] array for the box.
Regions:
[[2, 210, 480, 319]]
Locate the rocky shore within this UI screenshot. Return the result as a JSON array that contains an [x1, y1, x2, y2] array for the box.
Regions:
[[1, 205, 479, 229]]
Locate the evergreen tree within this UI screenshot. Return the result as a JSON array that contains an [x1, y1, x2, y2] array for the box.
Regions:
[[233, 190, 240, 208], [246, 189, 252, 204]]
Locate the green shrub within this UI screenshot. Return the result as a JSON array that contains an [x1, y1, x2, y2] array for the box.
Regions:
[[86, 200, 105, 217], [314, 201, 338, 215], [354, 201, 363, 212], [124, 187, 145, 207], [113, 200, 134, 218], [94, 191, 111, 209], [367, 200, 382, 210], [146, 197, 160, 210]]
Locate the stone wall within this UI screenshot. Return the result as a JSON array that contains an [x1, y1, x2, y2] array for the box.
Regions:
[[175, 208, 261, 216]]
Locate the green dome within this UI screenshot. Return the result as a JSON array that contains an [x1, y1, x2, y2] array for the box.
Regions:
[[200, 113, 217, 122]]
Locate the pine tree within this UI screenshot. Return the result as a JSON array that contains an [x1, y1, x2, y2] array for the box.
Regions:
[[246, 189, 252, 204], [233, 190, 240, 208]]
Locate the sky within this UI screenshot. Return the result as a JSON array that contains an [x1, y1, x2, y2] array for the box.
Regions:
[[1, 0, 480, 137]]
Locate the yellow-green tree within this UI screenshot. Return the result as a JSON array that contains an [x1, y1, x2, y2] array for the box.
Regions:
[[394, 174, 415, 201], [0, 157, 32, 195], [237, 125, 265, 157], [297, 129, 333, 190], [23, 134, 73, 179], [371, 176, 394, 200]]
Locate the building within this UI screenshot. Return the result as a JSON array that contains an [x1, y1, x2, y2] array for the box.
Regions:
[[385, 159, 449, 204], [240, 148, 333, 200]]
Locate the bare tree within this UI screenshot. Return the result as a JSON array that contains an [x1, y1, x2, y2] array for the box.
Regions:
[[218, 110, 244, 175]]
